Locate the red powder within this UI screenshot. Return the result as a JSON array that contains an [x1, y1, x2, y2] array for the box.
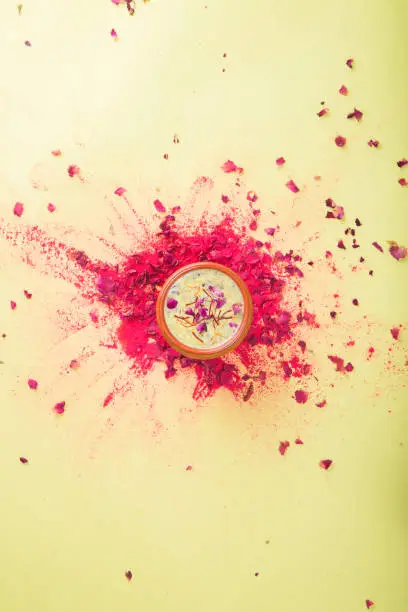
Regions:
[[294, 390, 308, 404], [28, 378, 38, 390], [335, 136, 346, 148], [53, 401, 66, 415], [278, 441, 290, 455], [13, 202, 24, 217], [319, 459, 333, 470]]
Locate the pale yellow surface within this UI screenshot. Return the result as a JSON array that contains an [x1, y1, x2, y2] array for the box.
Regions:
[[0, 1, 407, 612]]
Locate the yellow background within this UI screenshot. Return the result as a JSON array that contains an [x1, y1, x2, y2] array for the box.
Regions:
[[0, 1, 407, 611]]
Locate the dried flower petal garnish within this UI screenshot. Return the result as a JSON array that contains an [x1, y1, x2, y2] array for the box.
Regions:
[[339, 84, 348, 95], [398, 178, 407, 186], [278, 440, 290, 455], [53, 401, 66, 415], [276, 157, 286, 166], [325, 198, 345, 220], [19, 457, 28, 464], [47, 203, 56, 213], [24, 290, 32, 299], [346, 58, 354, 68], [335, 135, 346, 147], [347, 108, 363, 121], [328, 355, 353, 373], [365, 600, 375, 609], [397, 159, 408, 168], [125, 570, 133, 581], [390, 327, 400, 340], [316, 399, 327, 408], [337, 240, 346, 249], [286, 180, 299, 193], [319, 459, 333, 470], [221, 160, 244, 174], [368, 139, 379, 148], [51, 149, 62, 156], [295, 390, 308, 404], [295, 437, 304, 445], [28, 378, 38, 390], [110, 28, 118, 40], [166, 298, 178, 310], [389, 244, 407, 260], [13, 202, 24, 217], [372, 241, 383, 253], [247, 191, 258, 203], [317, 108, 329, 117], [154, 199, 166, 213], [67, 165, 80, 178], [114, 187, 127, 196]]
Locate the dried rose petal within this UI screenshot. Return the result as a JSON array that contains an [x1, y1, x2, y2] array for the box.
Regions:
[[397, 158, 408, 168], [286, 180, 299, 193], [221, 194, 230, 203], [398, 178, 407, 186], [51, 149, 62, 156], [319, 459, 333, 470], [276, 157, 286, 166], [247, 190, 258, 203], [328, 355, 345, 371], [13, 202, 24, 217], [53, 401, 66, 415], [335, 135, 346, 147], [243, 382, 254, 402], [295, 437, 304, 445], [278, 440, 290, 455], [19, 456, 28, 464], [365, 600, 375, 609], [346, 58, 354, 68], [372, 241, 383, 253], [185, 465, 193, 471], [47, 203, 56, 212], [110, 28, 118, 39], [10, 300, 17, 310], [28, 378, 38, 390], [390, 327, 400, 340], [153, 199, 166, 213], [368, 139, 379, 148], [317, 108, 328, 117], [125, 570, 133, 581], [25, 40, 31, 47], [166, 298, 178, 309], [221, 160, 244, 174], [103, 392, 114, 407], [69, 359, 80, 369], [67, 164, 80, 177], [24, 290, 32, 299], [196, 321, 207, 334], [265, 227, 276, 236], [347, 108, 363, 121], [294, 390, 308, 404], [337, 240, 346, 249], [114, 187, 127, 196], [339, 84, 348, 95], [316, 399, 327, 408], [345, 362, 354, 372], [389, 244, 407, 260]]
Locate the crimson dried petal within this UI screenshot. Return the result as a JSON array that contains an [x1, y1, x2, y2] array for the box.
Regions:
[[103, 392, 114, 407], [51, 149, 62, 156], [317, 108, 328, 117], [153, 199, 166, 213], [125, 570, 133, 581], [335, 135, 347, 147], [276, 157, 286, 166], [368, 139, 379, 148], [278, 441, 290, 455], [19, 457, 28, 464], [221, 194, 230, 203], [397, 158, 408, 168], [114, 187, 127, 196], [295, 437, 304, 445], [24, 290, 32, 299], [286, 180, 299, 193], [319, 459, 333, 470], [339, 84, 348, 95], [247, 190, 258, 203], [345, 362, 354, 372], [53, 401, 66, 414], [221, 160, 244, 174], [110, 28, 118, 39], [346, 58, 354, 68], [243, 382, 254, 402], [316, 399, 327, 408], [347, 108, 363, 121], [13, 202, 24, 217], [390, 327, 400, 340], [294, 390, 308, 404], [10, 300, 17, 310], [337, 240, 346, 249], [365, 600, 375, 609], [185, 465, 193, 471], [372, 241, 383, 253], [166, 298, 178, 309], [25, 40, 31, 47], [389, 244, 407, 260], [28, 378, 38, 390], [265, 228, 276, 236], [328, 355, 344, 371], [249, 219, 257, 231], [398, 178, 407, 186], [67, 164, 80, 177], [47, 203, 56, 212]]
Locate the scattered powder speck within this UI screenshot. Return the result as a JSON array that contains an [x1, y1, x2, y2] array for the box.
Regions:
[[319, 459, 333, 470], [278, 440, 290, 455]]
